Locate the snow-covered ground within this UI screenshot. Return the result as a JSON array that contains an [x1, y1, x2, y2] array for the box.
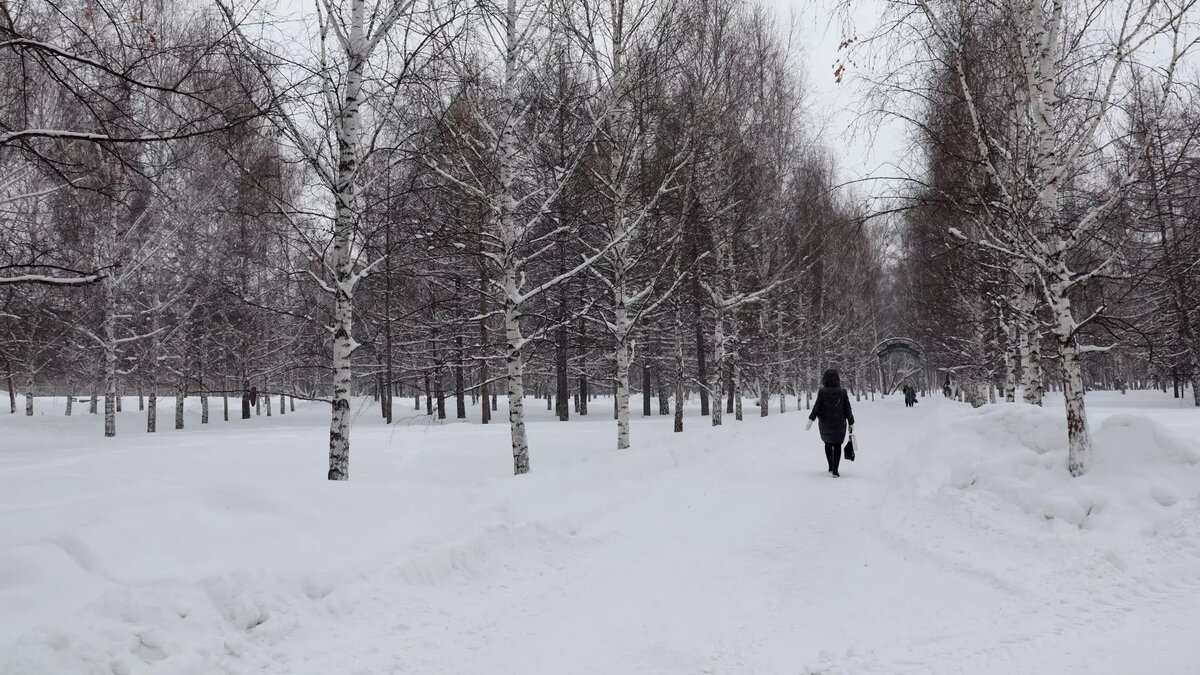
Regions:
[[1, 390, 1198, 674]]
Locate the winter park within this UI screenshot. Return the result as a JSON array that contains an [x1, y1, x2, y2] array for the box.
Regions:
[[3, 0, 1200, 673]]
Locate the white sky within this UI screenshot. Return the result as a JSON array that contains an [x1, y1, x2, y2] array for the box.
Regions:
[[769, 0, 909, 198], [260, 0, 908, 198]]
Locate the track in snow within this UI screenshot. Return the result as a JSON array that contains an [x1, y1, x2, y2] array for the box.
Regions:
[[2, 393, 1198, 674]]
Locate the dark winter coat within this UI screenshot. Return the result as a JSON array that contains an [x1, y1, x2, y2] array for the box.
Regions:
[[809, 369, 855, 445]]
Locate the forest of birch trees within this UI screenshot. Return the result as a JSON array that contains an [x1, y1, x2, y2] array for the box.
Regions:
[[3, 0, 1199, 479]]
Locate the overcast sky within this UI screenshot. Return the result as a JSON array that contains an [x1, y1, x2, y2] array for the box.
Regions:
[[769, 0, 909, 197], [262, 0, 909, 198]]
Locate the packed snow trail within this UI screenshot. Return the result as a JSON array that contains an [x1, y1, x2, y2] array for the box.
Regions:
[[2, 393, 1199, 674]]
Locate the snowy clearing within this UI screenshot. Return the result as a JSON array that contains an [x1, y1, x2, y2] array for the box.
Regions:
[[2, 392, 1199, 674]]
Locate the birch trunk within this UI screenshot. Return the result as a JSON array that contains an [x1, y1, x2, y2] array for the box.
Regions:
[[503, 286, 529, 474], [24, 374, 33, 416], [148, 386, 157, 433], [1049, 282, 1091, 477], [326, 0, 368, 481], [65, 384, 73, 416], [1003, 314, 1017, 402], [1017, 272, 1044, 405], [611, 258, 632, 447], [498, 22, 529, 473], [102, 273, 117, 437], [614, 331, 631, 449]]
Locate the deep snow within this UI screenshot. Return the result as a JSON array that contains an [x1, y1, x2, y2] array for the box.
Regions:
[[1, 391, 1198, 674]]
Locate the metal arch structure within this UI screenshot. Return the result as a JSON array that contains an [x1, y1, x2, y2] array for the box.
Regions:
[[875, 337, 926, 395]]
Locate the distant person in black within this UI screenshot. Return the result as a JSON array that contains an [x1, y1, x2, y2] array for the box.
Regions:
[[806, 368, 854, 477], [903, 384, 917, 407]]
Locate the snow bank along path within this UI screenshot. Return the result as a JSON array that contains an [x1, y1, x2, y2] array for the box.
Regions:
[[1, 392, 1198, 674]]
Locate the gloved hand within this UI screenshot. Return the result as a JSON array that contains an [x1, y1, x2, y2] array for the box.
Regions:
[[805, 419, 813, 431]]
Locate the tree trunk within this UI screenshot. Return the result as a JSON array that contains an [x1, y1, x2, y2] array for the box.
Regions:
[[759, 374, 769, 418], [578, 281, 588, 416], [733, 362, 743, 421], [657, 366, 669, 416], [726, 364, 735, 414], [325, 6, 368, 482], [421, 372, 430, 415], [555, 308, 569, 422], [480, 268, 491, 425], [1169, 258, 1200, 406], [615, 334, 631, 448], [456, 336, 467, 419], [102, 275, 117, 437], [690, 246, 710, 417], [1018, 271, 1044, 405], [777, 304, 787, 414], [174, 380, 186, 430], [24, 373, 33, 416], [642, 359, 652, 417], [1050, 283, 1092, 477], [504, 281, 530, 475], [148, 385, 157, 433], [5, 363, 15, 414], [384, 222, 394, 425], [435, 368, 446, 420], [65, 383, 74, 416], [241, 379, 251, 419], [711, 307, 725, 426]]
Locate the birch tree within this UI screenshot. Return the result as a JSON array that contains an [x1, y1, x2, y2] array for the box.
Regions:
[[889, 0, 1199, 474], [219, 0, 449, 479]]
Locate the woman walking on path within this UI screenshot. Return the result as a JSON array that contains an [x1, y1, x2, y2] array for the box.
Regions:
[[807, 368, 855, 477]]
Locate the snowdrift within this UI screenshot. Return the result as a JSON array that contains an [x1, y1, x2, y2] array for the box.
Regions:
[[898, 400, 1200, 537]]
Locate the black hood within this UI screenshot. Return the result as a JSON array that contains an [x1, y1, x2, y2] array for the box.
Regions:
[[822, 368, 841, 389]]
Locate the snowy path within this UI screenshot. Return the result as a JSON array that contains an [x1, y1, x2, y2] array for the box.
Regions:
[[2, 393, 1199, 673]]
